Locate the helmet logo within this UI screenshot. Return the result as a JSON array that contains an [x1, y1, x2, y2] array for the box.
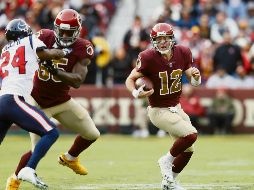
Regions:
[[17, 22, 26, 31], [59, 23, 71, 30], [157, 31, 167, 36], [136, 56, 142, 69]]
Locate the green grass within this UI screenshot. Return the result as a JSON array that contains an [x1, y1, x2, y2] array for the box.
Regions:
[[1, 134, 254, 190]]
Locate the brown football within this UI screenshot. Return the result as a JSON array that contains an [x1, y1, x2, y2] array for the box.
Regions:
[[135, 76, 153, 91]]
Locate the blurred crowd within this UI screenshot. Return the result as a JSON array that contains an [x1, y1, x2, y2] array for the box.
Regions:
[[84, 0, 254, 89], [112, 0, 254, 90], [0, 0, 252, 135], [1, 0, 254, 89]]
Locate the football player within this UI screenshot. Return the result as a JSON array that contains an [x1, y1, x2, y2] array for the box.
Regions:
[[5, 9, 100, 190], [125, 23, 201, 190], [0, 19, 69, 189]]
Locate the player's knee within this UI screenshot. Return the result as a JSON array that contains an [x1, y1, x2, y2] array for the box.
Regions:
[[47, 128, 59, 141], [95, 128, 100, 138], [185, 133, 197, 145], [90, 129, 100, 140], [81, 128, 100, 141]]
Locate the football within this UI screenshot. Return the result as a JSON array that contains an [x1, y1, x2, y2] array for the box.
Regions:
[[135, 76, 153, 91]]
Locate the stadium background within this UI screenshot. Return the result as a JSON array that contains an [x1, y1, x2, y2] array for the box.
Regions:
[[1, 1, 254, 190], [1, 0, 254, 135]]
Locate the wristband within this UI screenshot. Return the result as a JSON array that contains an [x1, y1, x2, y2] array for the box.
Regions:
[[132, 89, 139, 98], [191, 76, 201, 86]]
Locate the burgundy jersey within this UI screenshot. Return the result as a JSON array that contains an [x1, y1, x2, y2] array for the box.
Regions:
[[32, 29, 94, 108], [136, 45, 193, 107]]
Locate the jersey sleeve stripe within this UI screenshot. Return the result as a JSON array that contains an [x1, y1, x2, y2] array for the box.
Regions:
[[13, 95, 52, 131], [29, 35, 33, 50]]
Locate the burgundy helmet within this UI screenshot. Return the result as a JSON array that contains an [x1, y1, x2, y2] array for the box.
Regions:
[[150, 23, 175, 54], [54, 9, 82, 47]]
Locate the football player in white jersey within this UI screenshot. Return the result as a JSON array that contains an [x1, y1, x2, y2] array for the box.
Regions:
[[0, 19, 70, 190]]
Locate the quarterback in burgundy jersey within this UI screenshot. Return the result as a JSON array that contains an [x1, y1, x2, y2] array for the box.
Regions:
[[6, 9, 100, 190], [126, 23, 201, 190]]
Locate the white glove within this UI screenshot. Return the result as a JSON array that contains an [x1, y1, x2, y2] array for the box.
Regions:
[[132, 84, 145, 98], [62, 48, 72, 56]]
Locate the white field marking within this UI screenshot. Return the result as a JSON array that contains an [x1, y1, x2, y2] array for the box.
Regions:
[[67, 183, 254, 190], [208, 160, 254, 166], [185, 170, 254, 176]]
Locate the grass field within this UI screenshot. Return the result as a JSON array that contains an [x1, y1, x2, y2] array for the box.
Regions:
[[1, 134, 254, 190]]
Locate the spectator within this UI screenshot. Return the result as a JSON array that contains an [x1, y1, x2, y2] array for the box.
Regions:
[[198, 13, 211, 39], [32, 0, 55, 29], [197, 39, 214, 82], [207, 88, 235, 134], [227, 0, 247, 20], [206, 67, 237, 89], [234, 66, 254, 88], [180, 84, 205, 133], [246, 2, 254, 31], [210, 11, 239, 44], [123, 15, 150, 64], [152, 0, 181, 23], [107, 47, 132, 84], [79, 3, 101, 39], [84, 33, 111, 85], [197, 0, 218, 22], [213, 0, 228, 14], [213, 32, 243, 75], [175, 8, 198, 29], [92, 34, 112, 86]]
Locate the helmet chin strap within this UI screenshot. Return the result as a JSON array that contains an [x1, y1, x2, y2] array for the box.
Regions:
[[60, 40, 72, 47], [153, 39, 174, 55], [159, 49, 171, 54]]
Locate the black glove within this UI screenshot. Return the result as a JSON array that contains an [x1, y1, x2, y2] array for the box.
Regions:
[[42, 60, 58, 75]]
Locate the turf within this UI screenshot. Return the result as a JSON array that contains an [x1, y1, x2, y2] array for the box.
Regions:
[[1, 134, 254, 190]]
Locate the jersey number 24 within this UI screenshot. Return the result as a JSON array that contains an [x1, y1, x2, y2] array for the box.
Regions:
[[0, 46, 26, 78]]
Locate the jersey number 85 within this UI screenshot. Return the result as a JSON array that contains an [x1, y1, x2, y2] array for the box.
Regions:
[[38, 58, 68, 82]]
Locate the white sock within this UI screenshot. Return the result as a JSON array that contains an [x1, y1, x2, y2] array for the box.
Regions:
[[173, 172, 179, 179], [64, 152, 77, 161], [166, 152, 175, 163], [12, 173, 18, 180]]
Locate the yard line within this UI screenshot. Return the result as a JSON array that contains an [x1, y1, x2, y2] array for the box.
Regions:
[[67, 183, 254, 190]]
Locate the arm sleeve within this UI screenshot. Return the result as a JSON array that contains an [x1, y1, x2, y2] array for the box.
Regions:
[[31, 34, 47, 59], [136, 53, 148, 75], [78, 41, 94, 60], [184, 47, 193, 71]]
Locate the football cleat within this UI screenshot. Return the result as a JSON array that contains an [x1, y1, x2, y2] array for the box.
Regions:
[[161, 179, 175, 190], [17, 167, 48, 189], [5, 175, 21, 190], [58, 154, 88, 175], [158, 155, 174, 183], [161, 179, 186, 190], [174, 180, 186, 190]]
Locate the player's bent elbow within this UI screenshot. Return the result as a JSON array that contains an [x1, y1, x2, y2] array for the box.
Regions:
[[72, 83, 81, 89]]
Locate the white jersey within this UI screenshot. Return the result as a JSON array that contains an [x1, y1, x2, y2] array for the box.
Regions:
[[0, 34, 46, 98]]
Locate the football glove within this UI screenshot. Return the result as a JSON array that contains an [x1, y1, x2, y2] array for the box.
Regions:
[[132, 84, 145, 98], [43, 60, 58, 75]]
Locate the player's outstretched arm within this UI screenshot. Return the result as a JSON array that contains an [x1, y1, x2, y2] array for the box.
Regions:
[[46, 58, 90, 88], [36, 48, 66, 61]]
